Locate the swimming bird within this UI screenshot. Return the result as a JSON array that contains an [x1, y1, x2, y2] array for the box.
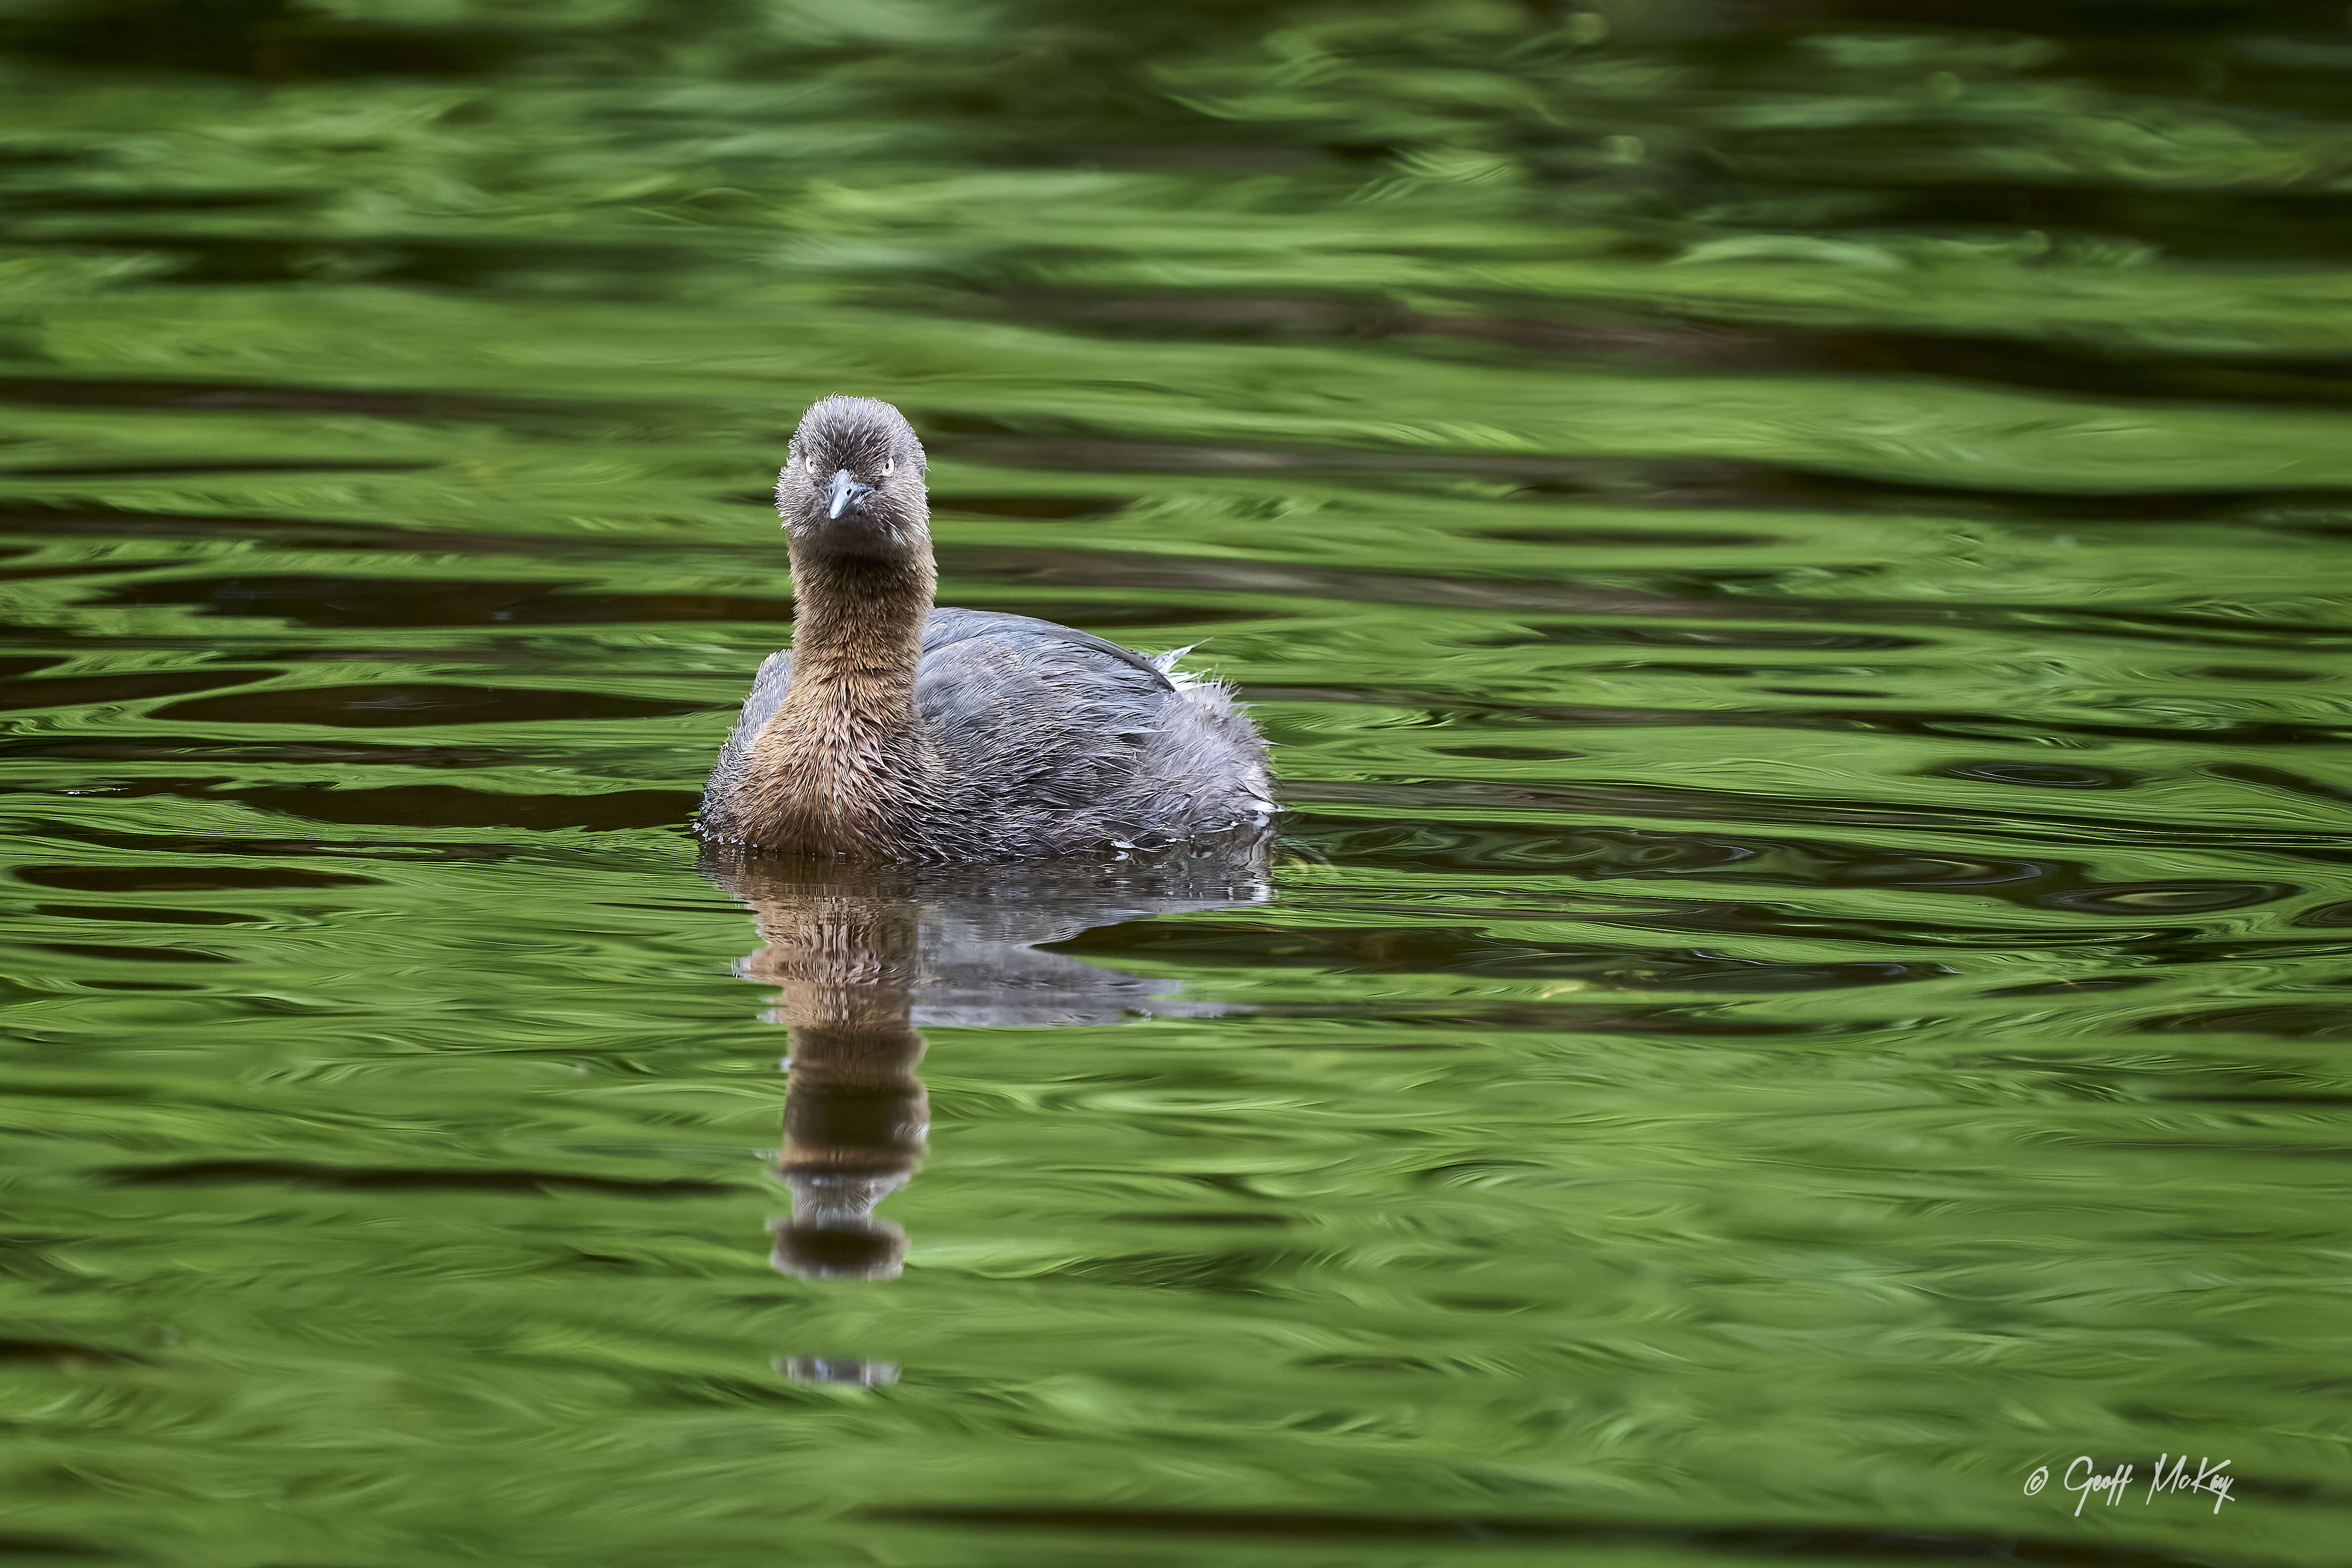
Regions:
[[700, 395, 1275, 860]]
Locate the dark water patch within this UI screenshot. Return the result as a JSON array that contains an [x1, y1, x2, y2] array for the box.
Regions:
[[1021, 284, 2348, 411], [2207, 763, 2352, 809], [0, 376, 597, 425], [945, 598, 1274, 630], [1262, 689, 2352, 749], [2292, 901, 2352, 928], [98, 574, 797, 629], [1605, 313, 2352, 410], [4, 776, 693, 832], [1362, 895, 2136, 951], [0, 0, 532, 79], [0, 189, 307, 214], [1475, 525, 1780, 547], [1283, 810, 2306, 913], [0, 669, 278, 712], [153, 682, 708, 727], [920, 431, 1712, 493], [1825, 333, 2352, 410], [1795, 0, 2345, 42], [9, 231, 714, 294], [1920, 604, 2352, 652], [1055, 919, 1956, 991], [1491, 623, 1930, 653], [156, 237, 691, 294], [878, 1505, 2247, 1566], [933, 494, 1130, 520], [1283, 778, 2345, 863], [1009, 290, 1426, 343], [34, 941, 233, 963], [16, 864, 378, 892], [935, 433, 1840, 501], [1042, 290, 2352, 411], [1223, 998, 1844, 1035], [240, 784, 696, 833], [17, 821, 515, 863], [944, 543, 2352, 651], [0, 737, 545, 768], [1665, 476, 2352, 526], [106, 1160, 735, 1197], [936, 432, 2352, 518], [1936, 761, 2143, 790], [0, 460, 438, 480], [2038, 882, 2297, 915], [1840, 175, 2352, 263], [33, 903, 267, 926], [2083, 1139, 2352, 1163], [1, 1077, 162, 1099], [2137, 1006, 2352, 1040], [0, 502, 533, 553], [2188, 665, 2327, 683]]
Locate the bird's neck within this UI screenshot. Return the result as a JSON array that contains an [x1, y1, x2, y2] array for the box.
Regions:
[[740, 547, 939, 852], [780, 549, 934, 729]]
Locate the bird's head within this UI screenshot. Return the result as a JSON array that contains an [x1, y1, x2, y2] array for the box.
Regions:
[[776, 395, 929, 560]]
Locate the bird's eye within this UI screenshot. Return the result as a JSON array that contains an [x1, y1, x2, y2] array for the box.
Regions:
[[880, 458, 895, 477]]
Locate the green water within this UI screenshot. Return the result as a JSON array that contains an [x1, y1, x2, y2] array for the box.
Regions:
[[1, 0, 2348, 1563]]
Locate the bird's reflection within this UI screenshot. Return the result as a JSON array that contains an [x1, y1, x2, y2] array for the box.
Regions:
[[702, 843, 1271, 1384]]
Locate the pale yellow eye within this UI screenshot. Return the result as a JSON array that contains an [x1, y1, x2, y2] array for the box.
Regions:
[[880, 458, 895, 477]]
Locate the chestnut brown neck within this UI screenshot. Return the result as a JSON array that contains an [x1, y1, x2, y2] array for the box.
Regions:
[[739, 540, 940, 853], [781, 545, 934, 720]]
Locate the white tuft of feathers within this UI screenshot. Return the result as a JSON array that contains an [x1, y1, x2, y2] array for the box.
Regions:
[[1152, 644, 1205, 691]]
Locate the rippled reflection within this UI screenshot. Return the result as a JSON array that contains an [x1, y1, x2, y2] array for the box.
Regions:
[[707, 848, 1270, 1380]]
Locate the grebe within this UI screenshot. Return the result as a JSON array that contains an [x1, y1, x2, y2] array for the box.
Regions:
[[700, 396, 1274, 860]]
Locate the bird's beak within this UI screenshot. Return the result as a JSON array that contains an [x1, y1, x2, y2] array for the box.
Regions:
[[827, 468, 874, 520]]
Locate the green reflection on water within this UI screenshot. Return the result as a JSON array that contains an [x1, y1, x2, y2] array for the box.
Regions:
[[0, 1, 2347, 1564]]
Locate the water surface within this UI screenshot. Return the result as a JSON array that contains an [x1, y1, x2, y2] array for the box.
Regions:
[[0, 2, 2347, 1565]]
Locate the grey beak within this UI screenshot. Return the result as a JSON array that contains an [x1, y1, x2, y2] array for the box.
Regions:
[[826, 468, 874, 520]]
